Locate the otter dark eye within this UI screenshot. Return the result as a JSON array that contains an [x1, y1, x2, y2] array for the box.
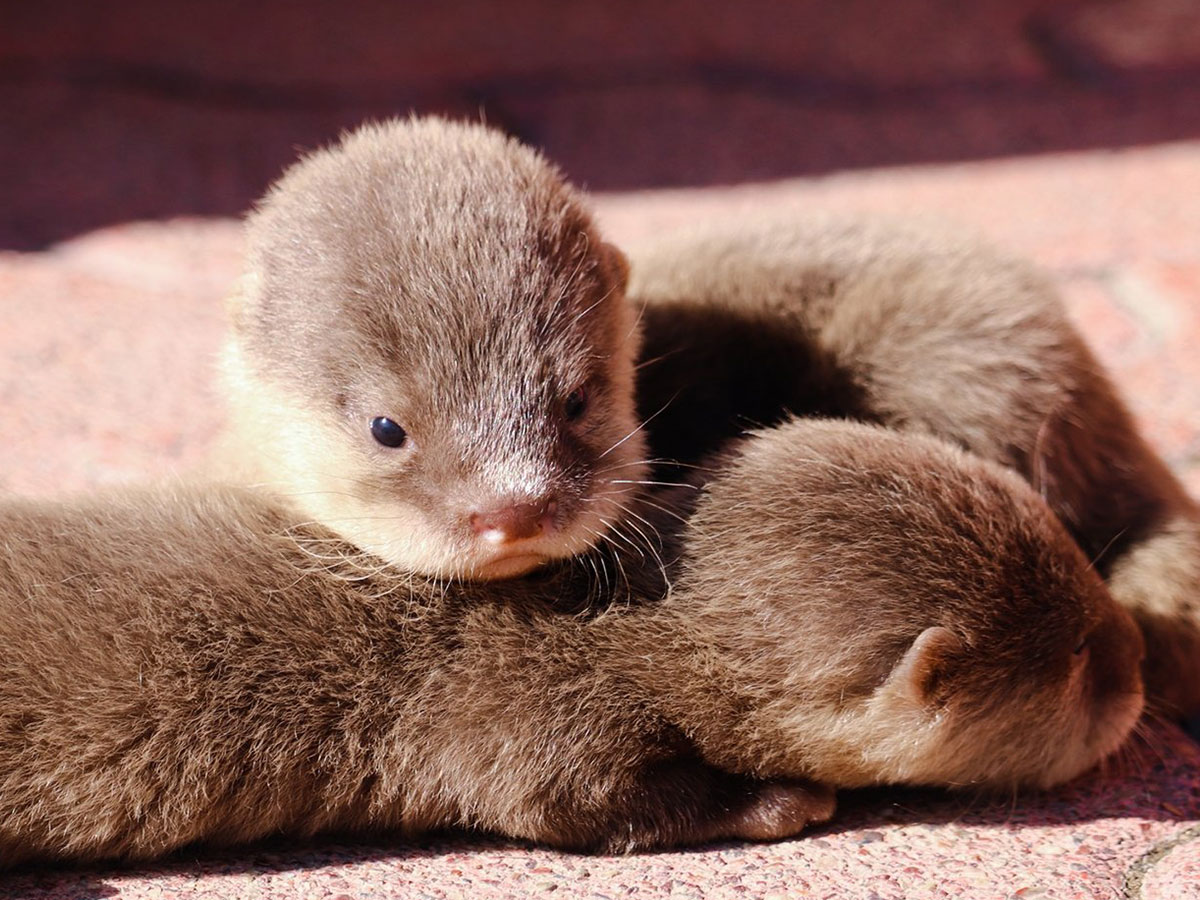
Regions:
[[1073, 636, 1089, 655], [369, 416, 407, 448], [564, 386, 588, 421]]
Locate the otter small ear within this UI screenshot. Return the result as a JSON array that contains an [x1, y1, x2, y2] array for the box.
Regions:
[[600, 241, 630, 294], [888, 626, 964, 709]]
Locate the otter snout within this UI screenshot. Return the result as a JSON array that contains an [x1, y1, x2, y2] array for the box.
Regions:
[[469, 498, 559, 544]]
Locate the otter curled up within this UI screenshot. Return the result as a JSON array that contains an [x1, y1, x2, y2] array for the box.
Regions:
[[632, 216, 1200, 715]]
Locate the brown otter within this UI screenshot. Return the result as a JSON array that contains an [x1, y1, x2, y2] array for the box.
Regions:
[[0, 419, 1143, 867], [629, 215, 1200, 715], [217, 117, 646, 581]]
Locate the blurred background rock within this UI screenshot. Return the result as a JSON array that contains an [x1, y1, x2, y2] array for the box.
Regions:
[[4, 0, 1200, 249]]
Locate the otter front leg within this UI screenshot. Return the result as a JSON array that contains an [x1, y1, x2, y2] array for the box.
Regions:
[[514, 756, 836, 853]]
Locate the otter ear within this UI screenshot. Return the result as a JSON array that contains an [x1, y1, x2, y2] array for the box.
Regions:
[[600, 241, 630, 295], [887, 626, 964, 709]]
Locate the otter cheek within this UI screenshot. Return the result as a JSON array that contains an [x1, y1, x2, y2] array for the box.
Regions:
[[1070, 604, 1145, 772], [1036, 721, 1100, 788], [576, 427, 648, 541], [332, 497, 455, 575]]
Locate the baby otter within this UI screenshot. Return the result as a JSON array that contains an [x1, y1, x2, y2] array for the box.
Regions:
[[218, 117, 645, 581], [0, 419, 1142, 867], [629, 215, 1200, 715]]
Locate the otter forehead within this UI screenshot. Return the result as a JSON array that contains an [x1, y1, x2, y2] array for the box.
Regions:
[[348, 314, 605, 455], [244, 118, 609, 382], [307, 164, 593, 316], [341, 234, 612, 366], [250, 117, 590, 291]]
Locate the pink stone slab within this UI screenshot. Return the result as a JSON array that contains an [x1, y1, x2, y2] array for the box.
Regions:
[[2, 141, 1200, 898]]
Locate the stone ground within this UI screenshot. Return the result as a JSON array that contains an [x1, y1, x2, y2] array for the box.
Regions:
[[2, 1, 1200, 897]]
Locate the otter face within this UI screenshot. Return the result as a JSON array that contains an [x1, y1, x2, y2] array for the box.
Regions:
[[306, 254, 645, 580], [709, 572, 1145, 794], [222, 118, 648, 579], [840, 589, 1146, 792], [672, 418, 1145, 793]]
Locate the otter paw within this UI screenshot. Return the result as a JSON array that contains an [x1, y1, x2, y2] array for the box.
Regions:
[[725, 778, 837, 842]]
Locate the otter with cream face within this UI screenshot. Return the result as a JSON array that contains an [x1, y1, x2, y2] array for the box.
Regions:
[[218, 118, 646, 580]]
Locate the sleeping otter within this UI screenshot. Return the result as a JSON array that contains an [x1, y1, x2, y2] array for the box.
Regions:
[[629, 215, 1200, 714], [0, 419, 1143, 866]]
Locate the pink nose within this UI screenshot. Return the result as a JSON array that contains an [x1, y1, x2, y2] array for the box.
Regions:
[[469, 499, 557, 543]]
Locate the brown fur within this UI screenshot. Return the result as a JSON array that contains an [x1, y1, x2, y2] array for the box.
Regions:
[[217, 117, 646, 580], [630, 215, 1200, 714], [0, 419, 1142, 868]]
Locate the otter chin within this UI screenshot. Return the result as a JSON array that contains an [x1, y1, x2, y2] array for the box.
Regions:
[[214, 117, 647, 580], [475, 552, 552, 580]]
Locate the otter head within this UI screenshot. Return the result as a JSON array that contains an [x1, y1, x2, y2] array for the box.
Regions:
[[222, 118, 646, 579], [669, 419, 1145, 792], [853, 570, 1145, 792]]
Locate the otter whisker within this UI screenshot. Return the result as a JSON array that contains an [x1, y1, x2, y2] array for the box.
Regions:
[[1083, 526, 1129, 575], [569, 280, 619, 327], [597, 393, 679, 461], [633, 347, 685, 372], [608, 479, 702, 490], [633, 497, 693, 527], [618, 511, 673, 594]]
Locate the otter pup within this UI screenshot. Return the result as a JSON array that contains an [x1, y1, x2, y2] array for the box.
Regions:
[[0, 419, 1143, 867], [217, 117, 645, 581], [629, 215, 1200, 714]]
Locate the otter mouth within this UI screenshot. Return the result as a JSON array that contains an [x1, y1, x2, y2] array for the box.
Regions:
[[463, 501, 618, 580]]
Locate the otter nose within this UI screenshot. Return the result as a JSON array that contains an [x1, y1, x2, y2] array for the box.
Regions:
[[469, 499, 557, 544]]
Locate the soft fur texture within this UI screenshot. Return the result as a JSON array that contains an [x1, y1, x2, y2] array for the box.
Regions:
[[214, 120, 1195, 717], [20, 118, 1162, 868], [0, 420, 1143, 868], [217, 117, 646, 580], [630, 215, 1200, 715]]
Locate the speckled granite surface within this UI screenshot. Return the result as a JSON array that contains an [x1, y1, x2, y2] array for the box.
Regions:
[[3, 142, 1200, 900]]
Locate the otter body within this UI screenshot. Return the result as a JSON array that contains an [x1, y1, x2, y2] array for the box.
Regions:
[[0, 420, 1142, 867], [218, 118, 645, 581], [630, 216, 1200, 714]]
